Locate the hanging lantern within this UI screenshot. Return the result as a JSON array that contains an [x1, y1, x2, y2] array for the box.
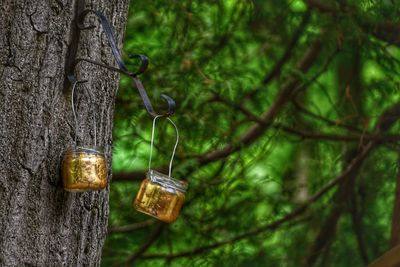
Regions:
[[62, 81, 108, 192], [62, 147, 107, 192], [134, 116, 188, 223], [62, 2, 176, 192], [135, 170, 187, 223]]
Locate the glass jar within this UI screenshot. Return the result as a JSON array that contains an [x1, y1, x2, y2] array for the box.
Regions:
[[134, 170, 188, 223], [62, 146, 107, 192]]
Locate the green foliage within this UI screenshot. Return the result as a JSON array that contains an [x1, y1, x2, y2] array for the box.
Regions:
[[103, 0, 400, 266]]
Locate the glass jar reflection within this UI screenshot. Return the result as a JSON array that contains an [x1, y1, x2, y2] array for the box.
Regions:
[[62, 147, 107, 192], [134, 170, 188, 223]]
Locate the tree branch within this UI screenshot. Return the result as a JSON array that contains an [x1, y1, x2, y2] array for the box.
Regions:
[[368, 244, 400, 267], [242, 9, 312, 102], [274, 123, 400, 143], [304, 0, 338, 13], [390, 156, 400, 248], [304, 102, 400, 266], [305, 0, 400, 47], [210, 95, 400, 143], [137, 145, 376, 261], [112, 37, 324, 182], [292, 99, 363, 132], [108, 219, 156, 234], [140, 217, 308, 261], [350, 185, 370, 264], [124, 223, 165, 265], [304, 142, 373, 266], [262, 10, 311, 85], [112, 103, 400, 183], [198, 37, 323, 165]]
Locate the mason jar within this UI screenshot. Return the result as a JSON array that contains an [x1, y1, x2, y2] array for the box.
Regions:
[[134, 170, 188, 223], [62, 146, 107, 192]]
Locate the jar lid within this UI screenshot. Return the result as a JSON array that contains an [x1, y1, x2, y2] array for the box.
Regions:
[[147, 170, 188, 193], [65, 146, 105, 155]]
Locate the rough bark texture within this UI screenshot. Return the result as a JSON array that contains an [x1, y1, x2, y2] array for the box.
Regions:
[[0, 0, 129, 265]]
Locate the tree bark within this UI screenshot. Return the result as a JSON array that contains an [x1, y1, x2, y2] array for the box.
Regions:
[[0, 0, 128, 265]]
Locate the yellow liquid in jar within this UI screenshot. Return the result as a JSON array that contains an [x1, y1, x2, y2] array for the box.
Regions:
[[134, 178, 185, 223]]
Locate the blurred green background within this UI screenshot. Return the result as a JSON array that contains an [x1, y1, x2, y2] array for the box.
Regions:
[[102, 0, 400, 266]]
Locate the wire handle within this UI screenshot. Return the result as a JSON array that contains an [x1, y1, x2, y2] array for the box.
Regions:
[[71, 80, 97, 148], [148, 115, 179, 177]]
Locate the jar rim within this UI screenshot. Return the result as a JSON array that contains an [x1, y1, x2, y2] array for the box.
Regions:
[[65, 146, 105, 155], [147, 170, 188, 193]]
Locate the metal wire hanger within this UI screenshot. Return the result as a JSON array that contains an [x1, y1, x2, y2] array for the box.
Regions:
[[71, 80, 98, 151], [148, 115, 179, 178]]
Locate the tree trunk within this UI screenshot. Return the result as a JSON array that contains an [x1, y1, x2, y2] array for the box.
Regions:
[[0, 0, 128, 265], [304, 45, 366, 266]]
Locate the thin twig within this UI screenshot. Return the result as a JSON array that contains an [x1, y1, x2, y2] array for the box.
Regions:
[[124, 223, 165, 265], [112, 37, 324, 182], [108, 219, 156, 234], [390, 156, 400, 248], [137, 146, 375, 261]]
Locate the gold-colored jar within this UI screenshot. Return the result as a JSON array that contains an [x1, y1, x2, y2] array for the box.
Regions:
[[134, 170, 188, 223], [62, 147, 107, 192]]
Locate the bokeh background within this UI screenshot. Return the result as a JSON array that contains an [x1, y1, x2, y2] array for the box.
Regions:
[[102, 1, 400, 266]]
